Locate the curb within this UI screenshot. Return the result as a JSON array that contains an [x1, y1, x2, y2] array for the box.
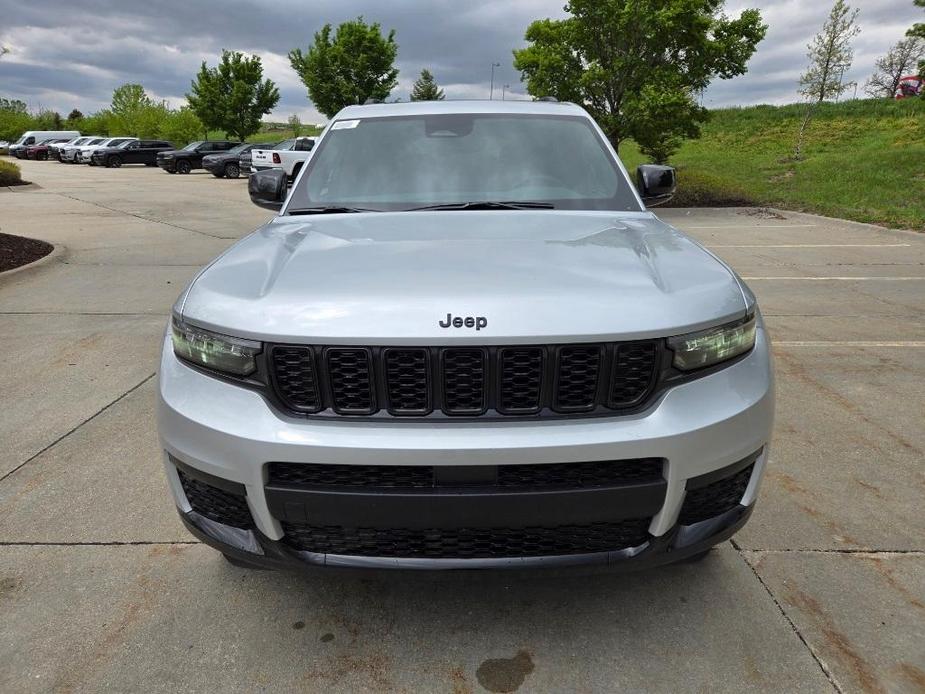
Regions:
[[0, 243, 66, 280], [0, 182, 40, 193]]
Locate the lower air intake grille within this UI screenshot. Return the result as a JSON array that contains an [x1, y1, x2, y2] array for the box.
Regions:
[[679, 464, 754, 525], [178, 470, 254, 529], [280, 520, 651, 558]]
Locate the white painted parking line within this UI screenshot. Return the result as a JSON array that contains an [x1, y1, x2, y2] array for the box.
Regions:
[[712, 243, 912, 248], [775, 341, 925, 347], [743, 276, 925, 281]]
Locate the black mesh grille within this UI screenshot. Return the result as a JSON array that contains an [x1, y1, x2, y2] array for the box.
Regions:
[[326, 348, 374, 414], [269, 340, 661, 418], [178, 470, 254, 529], [610, 342, 658, 408], [678, 464, 754, 525], [385, 349, 430, 414], [267, 459, 663, 490], [270, 346, 320, 412], [281, 520, 651, 558], [442, 348, 487, 414], [554, 346, 602, 412], [499, 347, 544, 413]]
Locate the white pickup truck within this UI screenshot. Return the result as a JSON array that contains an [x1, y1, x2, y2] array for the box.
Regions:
[[249, 136, 316, 179]]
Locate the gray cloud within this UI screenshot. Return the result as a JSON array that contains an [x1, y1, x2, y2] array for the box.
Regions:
[[0, 0, 914, 123]]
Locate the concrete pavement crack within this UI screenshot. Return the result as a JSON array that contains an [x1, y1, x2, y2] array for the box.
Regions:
[[0, 373, 156, 485], [733, 539, 843, 692]]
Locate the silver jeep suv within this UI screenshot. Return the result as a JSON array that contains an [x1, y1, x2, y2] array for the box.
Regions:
[[158, 100, 774, 571]]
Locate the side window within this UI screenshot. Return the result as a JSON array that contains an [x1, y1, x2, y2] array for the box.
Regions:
[[296, 139, 314, 152], [25, 137, 35, 145]]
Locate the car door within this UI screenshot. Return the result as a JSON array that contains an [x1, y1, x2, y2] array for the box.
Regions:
[[193, 142, 215, 165], [122, 141, 142, 164]]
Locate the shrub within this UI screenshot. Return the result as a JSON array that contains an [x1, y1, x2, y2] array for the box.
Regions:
[[0, 159, 24, 186]]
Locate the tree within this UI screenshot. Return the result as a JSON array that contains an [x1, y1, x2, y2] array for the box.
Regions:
[[288, 113, 303, 136], [187, 50, 280, 141], [0, 98, 27, 113], [410, 69, 445, 101], [794, 0, 861, 157], [865, 37, 924, 97], [109, 83, 153, 135], [158, 107, 205, 146], [513, 0, 766, 163], [289, 18, 399, 118], [67, 109, 84, 122], [909, 0, 925, 84]]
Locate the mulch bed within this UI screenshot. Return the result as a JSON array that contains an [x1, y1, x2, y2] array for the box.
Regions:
[[0, 232, 54, 273]]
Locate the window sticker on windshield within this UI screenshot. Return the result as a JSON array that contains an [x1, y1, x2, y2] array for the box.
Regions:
[[331, 119, 360, 130]]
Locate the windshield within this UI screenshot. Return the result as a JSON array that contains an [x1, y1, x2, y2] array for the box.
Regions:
[[273, 139, 295, 150], [117, 140, 136, 149], [182, 141, 203, 151], [289, 113, 639, 212], [226, 143, 252, 155]]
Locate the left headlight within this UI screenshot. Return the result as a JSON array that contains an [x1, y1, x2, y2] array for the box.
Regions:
[[171, 317, 261, 376], [668, 314, 757, 371]]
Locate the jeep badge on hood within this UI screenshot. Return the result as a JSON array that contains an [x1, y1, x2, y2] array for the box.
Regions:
[[439, 313, 488, 331]]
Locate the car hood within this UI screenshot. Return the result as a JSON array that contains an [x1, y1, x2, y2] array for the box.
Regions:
[[179, 210, 748, 344], [157, 150, 184, 157]]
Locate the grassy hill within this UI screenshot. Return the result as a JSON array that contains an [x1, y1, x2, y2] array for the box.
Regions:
[[619, 98, 925, 231]]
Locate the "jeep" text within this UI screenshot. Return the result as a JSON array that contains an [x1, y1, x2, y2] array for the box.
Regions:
[[439, 313, 487, 331]]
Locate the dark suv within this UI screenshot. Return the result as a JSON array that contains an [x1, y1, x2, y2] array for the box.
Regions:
[[202, 143, 264, 179], [156, 141, 240, 174], [92, 139, 173, 168]]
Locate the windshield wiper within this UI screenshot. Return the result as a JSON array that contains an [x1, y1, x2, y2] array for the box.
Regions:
[[405, 201, 556, 211], [287, 206, 379, 215]]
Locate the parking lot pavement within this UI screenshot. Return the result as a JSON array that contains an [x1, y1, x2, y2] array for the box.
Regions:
[[1, 159, 923, 693]]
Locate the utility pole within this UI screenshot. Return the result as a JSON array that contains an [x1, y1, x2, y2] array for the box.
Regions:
[[489, 62, 500, 100], [502, 84, 510, 101]]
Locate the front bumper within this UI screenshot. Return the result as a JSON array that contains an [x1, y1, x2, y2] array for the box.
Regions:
[[158, 327, 774, 570], [157, 159, 176, 171]]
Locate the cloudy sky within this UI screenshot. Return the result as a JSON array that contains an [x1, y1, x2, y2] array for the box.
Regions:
[[0, 0, 916, 124]]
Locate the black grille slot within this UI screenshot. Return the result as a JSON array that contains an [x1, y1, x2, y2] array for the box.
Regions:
[[679, 464, 754, 525], [268, 459, 663, 490], [610, 342, 658, 408], [442, 348, 487, 414], [178, 470, 254, 529], [269, 463, 433, 489], [326, 348, 374, 414], [385, 348, 430, 414], [498, 459, 662, 488], [281, 520, 651, 558], [554, 345, 602, 412], [270, 346, 321, 412], [498, 347, 544, 414]]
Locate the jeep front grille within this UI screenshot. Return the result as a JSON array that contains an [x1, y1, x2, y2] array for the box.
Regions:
[[268, 341, 661, 419]]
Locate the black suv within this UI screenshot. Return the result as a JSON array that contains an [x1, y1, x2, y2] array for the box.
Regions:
[[91, 140, 174, 168], [156, 141, 240, 174], [202, 143, 265, 179]]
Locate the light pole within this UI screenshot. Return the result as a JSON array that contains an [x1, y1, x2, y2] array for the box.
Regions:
[[502, 84, 510, 101], [489, 62, 501, 100]]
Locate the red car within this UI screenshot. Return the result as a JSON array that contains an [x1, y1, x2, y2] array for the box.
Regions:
[[25, 138, 71, 160], [895, 75, 923, 99]]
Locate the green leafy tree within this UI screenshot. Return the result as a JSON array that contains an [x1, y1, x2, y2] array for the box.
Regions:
[[66, 109, 84, 128], [288, 18, 399, 118], [288, 113, 303, 136], [0, 104, 33, 142], [0, 98, 27, 113], [158, 107, 204, 146], [410, 69, 445, 101], [80, 110, 113, 136], [109, 83, 153, 135], [909, 0, 925, 84], [187, 50, 280, 142], [33, 110, 64, 129], [513, 0, 766, 163]]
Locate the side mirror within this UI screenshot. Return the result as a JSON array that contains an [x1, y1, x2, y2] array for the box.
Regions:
[[636, 165, 676, 206], [249, 169, 288, 211]]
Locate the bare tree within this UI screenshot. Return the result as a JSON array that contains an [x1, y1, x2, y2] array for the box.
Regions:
[[794, 0, 861, 158], [865, 37, 925, 97]]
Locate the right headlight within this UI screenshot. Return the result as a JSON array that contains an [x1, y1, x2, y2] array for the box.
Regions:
[[171, 316, 261, 377], [668, 314, 757, 371]]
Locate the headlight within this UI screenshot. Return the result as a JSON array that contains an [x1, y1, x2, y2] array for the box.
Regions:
[[171, 317, 261, 376], [668, 314, 757, 371]]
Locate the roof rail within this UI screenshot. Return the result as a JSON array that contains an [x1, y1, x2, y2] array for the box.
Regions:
[[537, 96, 559, 102]]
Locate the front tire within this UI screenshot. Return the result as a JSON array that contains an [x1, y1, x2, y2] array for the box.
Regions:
[[107, 155, 122, 168], [38, 152, 48, 161], [224, 162, 240, 179], [176, 159, 191, 174]]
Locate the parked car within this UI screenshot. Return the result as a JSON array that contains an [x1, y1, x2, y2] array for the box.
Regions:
[[0, 141, 11, 155], [60, 137, 106, 163], [159, 100, 774, 572], [77, 137, 138, 164], [8, 130, 80, 158], [48, 136, 90, 161], [25, 138, 72, 160], [250, 136, 316, 179], [91, 139, 173, 168], [202, 142, 266, 179], [156, 141, 240, 174]]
